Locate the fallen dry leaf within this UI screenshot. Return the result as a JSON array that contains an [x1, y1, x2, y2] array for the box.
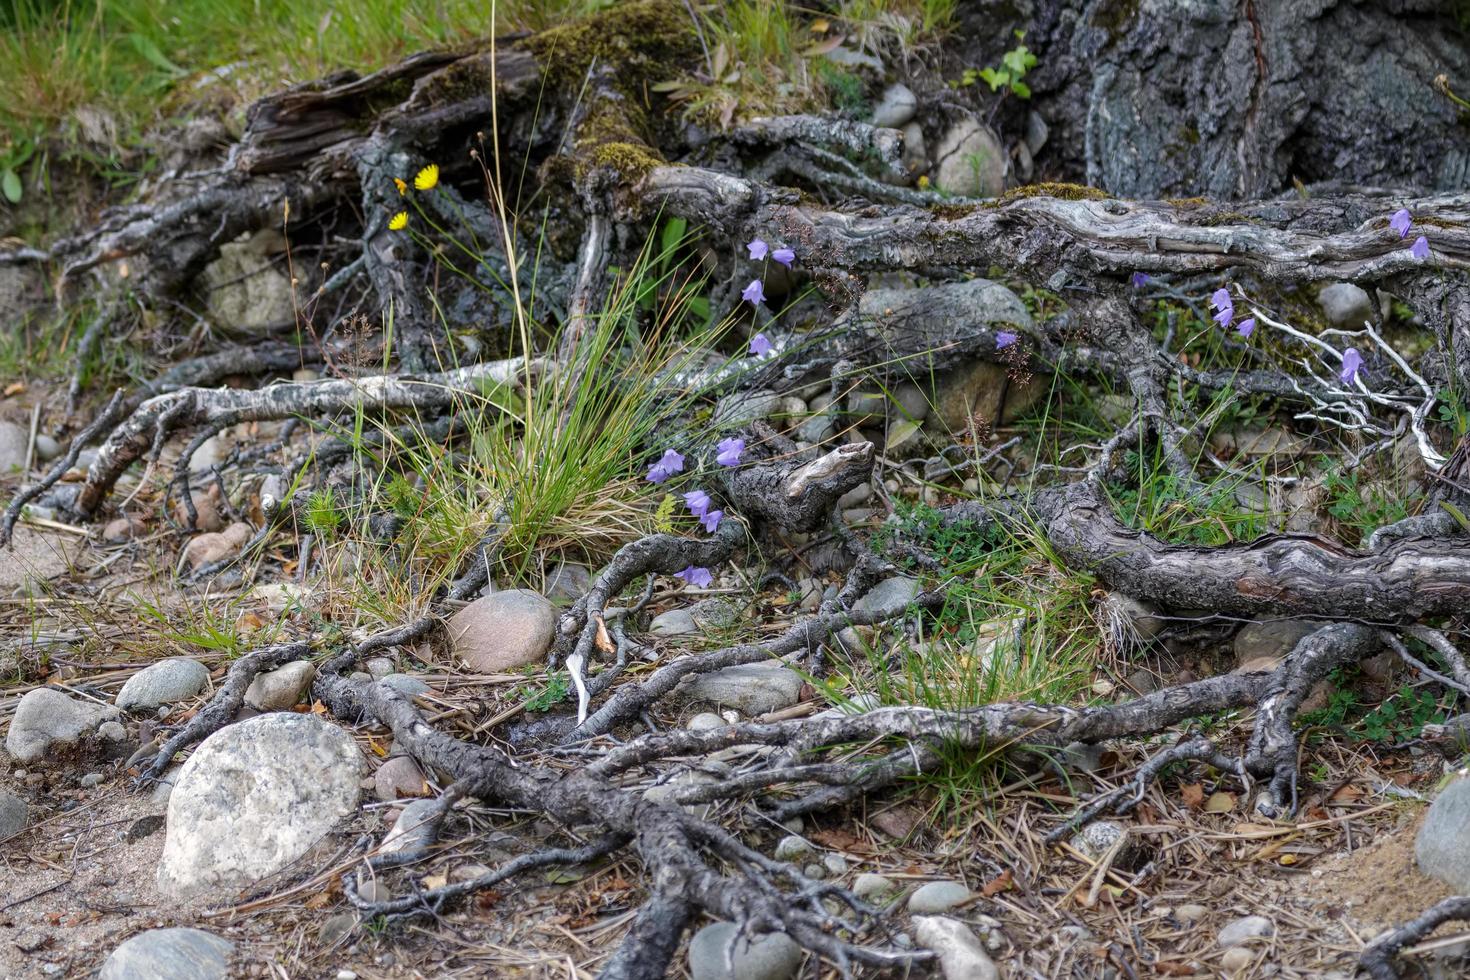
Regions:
[[981, 869, 1013, 897], [1180, 782, 1205, 809]]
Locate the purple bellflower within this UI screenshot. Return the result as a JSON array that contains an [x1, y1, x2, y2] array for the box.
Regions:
[[1389, 209, 1412, 239], [676, 565, 713, 588], [749, 333, 774, 357], [742, 279, 765, 305], [995, 331, 1018, 349], [1340, 348, 1363, 385], [716, 437, 745, 467], [747, 238, 768, 261], [1410, 236, 1430, 261], [772, 247, 795, 267]]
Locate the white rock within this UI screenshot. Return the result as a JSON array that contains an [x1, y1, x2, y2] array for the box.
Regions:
[[33, 435, 61, 462], [1216, 915, 1275, 948], [1318, 282, 1374, 328], [382, 798, 441, 854], [447, 590, 556, 672], [871, 83, 917, 128], [99, 928, 234, 980], [380, 673, 431, 697], [774, 835, 811, 861], [116, 658, 211, 712], [1417, 775, 1470, 891], [912, 916, 999, 980], [852, 576, 921, 616], [901, 122, 927, 173], [156, 713, 362, 898], [686, 712, 727, 732], [651, 608, 699, 636], [5, 688, 122, 763]]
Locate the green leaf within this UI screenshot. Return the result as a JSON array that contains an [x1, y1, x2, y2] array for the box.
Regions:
[[1, 169, 20, 204], [1441, 500, 1470, 533], [977, 67, 1008, 92], [1010, 80, 1032, 99], [659, 217, 687, 259], [128, 33, 186, 77]]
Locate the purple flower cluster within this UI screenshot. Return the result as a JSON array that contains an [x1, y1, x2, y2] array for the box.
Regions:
[[996, 331, 1018, 350], [742, 239, 798, 307], [1210, 286, 1254, 338], [749, 333, 775, 357], [1130, 272, 1150, 288], [1392, 209, 1431, 261], [645, 448, 685, 484], [684, 489, 723, 532], [676, 566, 713, 588]]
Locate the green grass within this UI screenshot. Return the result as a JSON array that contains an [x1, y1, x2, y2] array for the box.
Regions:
[[0, 0, 612, 175]]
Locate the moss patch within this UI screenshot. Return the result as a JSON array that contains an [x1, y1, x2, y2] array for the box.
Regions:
[[522, 0, 698, 88], [992, 182, 1110, 204]]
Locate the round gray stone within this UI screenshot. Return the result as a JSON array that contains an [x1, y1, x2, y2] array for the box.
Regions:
[[907, 880, 974, 914], [99, 927, 234, 980], [244, 660, 317, 712], [5, 688, 122, 764], [688, 921, 802, 980], [0, 789, 26, 838], [156, 713, 362, 898], [1318, 282, 1375, 327], [379, 673, 431, 697], [1417, 776, 1470, 891], [116, 659, 211, 712], [680, 663, 803, 715], [912, 916, 999, 980], [871, 83, 917, 128], [853, 873, 895, 899]]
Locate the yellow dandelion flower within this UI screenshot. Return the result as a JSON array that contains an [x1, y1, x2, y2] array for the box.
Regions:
[[917, 174, 930, 190], [413, 164, 439, 191], [388, 211, 408, 231], [393, 177, 407, 195]]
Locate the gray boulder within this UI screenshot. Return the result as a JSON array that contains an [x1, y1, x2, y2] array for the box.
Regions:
[[201, 228, 294, 335], [1319, 282, 1374, 327], [0, 420, 28, 473], [447, 590, 557, 672], [5, 688, 122, 764], [907, 880, 974, 914], [1418, 776, 1470, 892], [116, 659, 211, 712], [99, 927, 234, 980], [688, 921, 802, 980], [852, 576, 921, 616], [933, 118, 1005, 197], [680, 663, 803, 716], [156, 713, 362, 898], [1235, 620, 1320, 668]]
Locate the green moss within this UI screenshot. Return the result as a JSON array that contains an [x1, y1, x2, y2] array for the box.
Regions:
[[1166, 197, 1208, 208], [584, 141, 664, 180], [411, 51, 499, 107], [522, 0, 698, 88], [573, 97, 666, 182], [1198, 210, 1256, 226], [929, 202, 983, 220], [992, 182, 1109, 204]]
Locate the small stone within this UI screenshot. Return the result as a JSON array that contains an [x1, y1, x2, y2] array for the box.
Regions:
[[1235, 620, 1319, 667], [822, 853, 849, 876], [97, 721, 127, 741], [680, 663, 804, 715], [853, 873, 895, 899], [803, 862, 827, 880], [933, 118, 1006, 197], [102, 515, 145, 543], [380, 673, 431, 697], [99, 928, 234, 980], [853, 576, 921, 616], [713, 389, 783, 428], [911, 916, 999, 980], [125, 814, 166, 843], [375, 755, 427, 801], [172, 486, 226, 533], [545, 561, 592, 601], [687, 921, 802, 980], [116, 658, 211, 712], [80, 772, 104, 788], [901, 122, 927, 174], [1318, 282, 1374, 328], [365, 657, 395, 680], [1416, 776, 1470, 891], [244, 660, 317, 711], [156, 714, 362, 898], [33, 434, 61, 461], [318, 912, 357, 945], [1216, 915, 1275, 948], [871, 83, 917, 128], [907, 880, 973, 914], [0, 790, 27, 838], [1174, 903, 1209, 924], [0, 421, 28, 473], [1091, 679, 1116, 696], [382, 798, 440, 854], [182, 521, 253, 571], [336, 970, 358, 980], [1220, 947, 1254, 972], [5, 687, 122, 764], [1071, 821, 1134, 862], [774, 835, 811, 861], [686, 712, 726, 732], [448, 590, 557, 672], [651, 608, 698, 636]]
